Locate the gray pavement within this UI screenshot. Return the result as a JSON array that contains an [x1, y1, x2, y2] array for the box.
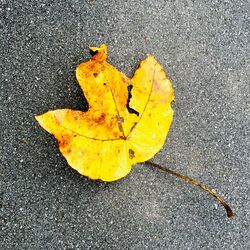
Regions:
[[1, 0, 249, 249]]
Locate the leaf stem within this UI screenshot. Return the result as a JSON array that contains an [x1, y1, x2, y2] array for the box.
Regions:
[[146, 160, 234, 218]]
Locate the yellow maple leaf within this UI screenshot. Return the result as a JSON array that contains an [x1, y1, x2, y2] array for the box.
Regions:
[[36, 44, 174, 181], [35, 44, 234, 218]]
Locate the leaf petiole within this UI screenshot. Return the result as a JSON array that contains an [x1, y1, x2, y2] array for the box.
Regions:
[[146, 160, 234, 218]]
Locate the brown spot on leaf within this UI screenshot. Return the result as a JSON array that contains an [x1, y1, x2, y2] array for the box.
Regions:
[[96, 113, 106, 124], [116, 115, 124, 133], [129, 149, 135, 159], [58, 134, 71, 149]]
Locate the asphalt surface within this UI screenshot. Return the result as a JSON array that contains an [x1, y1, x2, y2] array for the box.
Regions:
[[1, 0, 249, 249]]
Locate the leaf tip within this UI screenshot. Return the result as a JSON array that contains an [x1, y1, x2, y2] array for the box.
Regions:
[[35, 114, 42, 123], [35, 114, 47, 129], [35, 111, 60, 136]]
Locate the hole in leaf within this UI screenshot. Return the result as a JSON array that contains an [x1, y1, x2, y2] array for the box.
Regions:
[[89, 49, 98, 56], [126, 85, 139, 116]]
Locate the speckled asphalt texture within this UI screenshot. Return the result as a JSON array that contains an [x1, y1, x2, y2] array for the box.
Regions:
[[1, 0, 249, 249]]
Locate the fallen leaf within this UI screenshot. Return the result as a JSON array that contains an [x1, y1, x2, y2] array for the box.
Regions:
[[36, 44, 174, 181], [35, 44, 234, 218]]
